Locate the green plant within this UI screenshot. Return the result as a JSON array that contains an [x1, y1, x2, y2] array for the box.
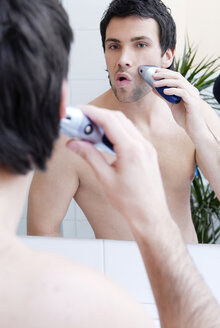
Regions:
[[174, 37, 220, 243], [191, 169, 220, 243], [175, 36, 220, 110]]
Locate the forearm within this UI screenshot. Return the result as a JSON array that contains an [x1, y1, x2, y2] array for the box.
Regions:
[[190, 122, 220, 200], [27, 191, 63, 237], [27, 222, 62, 237], [126, 207, 220, 328], [27, 212, 63, 237]]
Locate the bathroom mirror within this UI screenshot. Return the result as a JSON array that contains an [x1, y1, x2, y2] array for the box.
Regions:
[[17, 0, 220, 242]]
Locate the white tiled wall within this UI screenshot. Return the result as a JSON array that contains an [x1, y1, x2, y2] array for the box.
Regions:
[[20, 236, 220, 328], [65, 0, 110, 105]]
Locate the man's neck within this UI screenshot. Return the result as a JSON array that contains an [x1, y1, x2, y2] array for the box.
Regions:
[[0, 169, 32, 235], [102, 89, 167, 126]]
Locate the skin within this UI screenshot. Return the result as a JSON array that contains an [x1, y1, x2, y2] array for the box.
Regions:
[[0, 171, 154, 328], [27, 16, 220, 242], [2, 102, 219, 327], [66, 104, 220, 328]]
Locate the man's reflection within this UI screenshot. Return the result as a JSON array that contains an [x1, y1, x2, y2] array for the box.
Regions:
[[27, 0, 220, 243]]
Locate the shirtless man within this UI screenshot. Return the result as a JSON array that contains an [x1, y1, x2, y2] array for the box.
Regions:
[[27, 0, 220, 243], [2, 1, 220, 326], [0, 2, 152, 326]]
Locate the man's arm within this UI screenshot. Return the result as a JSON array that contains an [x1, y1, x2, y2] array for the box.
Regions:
[[191, 99, 220, 196], [152, 69, 220, 199], [27, 134, 80, 237], [66, 104, 220, 328]]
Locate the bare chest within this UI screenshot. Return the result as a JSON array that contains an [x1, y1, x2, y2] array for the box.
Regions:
[[137, 118, 196, 187], [75, 119, 196, 240]]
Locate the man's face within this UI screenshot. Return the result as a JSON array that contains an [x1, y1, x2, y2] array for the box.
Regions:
[[105, 16, 170, 103]]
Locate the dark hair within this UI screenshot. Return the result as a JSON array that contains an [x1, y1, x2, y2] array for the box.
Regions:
[[100, 0, 176, 54], [213, 74, 220, 104], [0, 0, 73, 174]]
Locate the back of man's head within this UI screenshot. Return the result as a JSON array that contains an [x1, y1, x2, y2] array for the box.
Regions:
[[0, 0, 73, 174], [100, 0, 176, 54]]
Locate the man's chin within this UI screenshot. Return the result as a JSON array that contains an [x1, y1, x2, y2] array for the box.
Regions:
[[112, 87, 131, 102], [114, 93, 134, 103], [113, 88, 149, 103]]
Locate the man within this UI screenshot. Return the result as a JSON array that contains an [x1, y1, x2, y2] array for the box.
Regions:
[[27, 0, 220, 242], [0, 0, 153, 326], [1, 1, 220, 326]]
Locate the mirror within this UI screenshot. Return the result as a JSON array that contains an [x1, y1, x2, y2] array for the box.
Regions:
[[17, 0, 220, 242]]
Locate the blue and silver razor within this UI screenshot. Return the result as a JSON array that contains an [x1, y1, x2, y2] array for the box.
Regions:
[[138, 65, 181, 104], [60, 107, 115, 155]]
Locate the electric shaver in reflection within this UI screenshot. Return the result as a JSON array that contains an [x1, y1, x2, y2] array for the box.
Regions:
[[60, 107, 115, 155], [138, 65, 181, 104]]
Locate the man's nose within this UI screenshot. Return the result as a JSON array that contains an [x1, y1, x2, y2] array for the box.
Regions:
[[117, 49, 133, 68]]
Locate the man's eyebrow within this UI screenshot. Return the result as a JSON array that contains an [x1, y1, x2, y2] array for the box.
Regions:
[[105, 38, 120, 44], [130, 36, 152, 42], [105, 36, 152, 43]]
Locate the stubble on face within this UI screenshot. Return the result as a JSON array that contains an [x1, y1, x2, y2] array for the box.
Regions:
[[105, 17, 165, 103], [111, 80, 152, 103]]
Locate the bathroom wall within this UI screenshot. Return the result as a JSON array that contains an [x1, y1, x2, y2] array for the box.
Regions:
[[163, 0, 220, 61], [185, 0, 220, 63], [17, 0, 220, 238]]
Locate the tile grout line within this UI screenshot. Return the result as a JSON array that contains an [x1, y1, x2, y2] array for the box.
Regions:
[[102, 240, 106, 274]]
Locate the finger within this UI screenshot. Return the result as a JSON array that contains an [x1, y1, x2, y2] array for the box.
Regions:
[[66, 139, 115, 186], [153, 78, 186, 89], [153, 69, 181, 80], [163, 87, 190, 99]]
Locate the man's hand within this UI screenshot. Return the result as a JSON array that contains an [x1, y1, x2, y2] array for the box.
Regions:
[[152, 68, 207, 139], [153, 68, 220, 199]]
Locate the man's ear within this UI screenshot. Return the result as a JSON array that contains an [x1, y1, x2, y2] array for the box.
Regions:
[[161, 48, 174, 68], [59, 80, 68, 119]]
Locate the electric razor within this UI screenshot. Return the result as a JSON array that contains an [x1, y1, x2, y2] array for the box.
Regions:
[[60, 107, 115, 155], [138, 65, 181, 104]]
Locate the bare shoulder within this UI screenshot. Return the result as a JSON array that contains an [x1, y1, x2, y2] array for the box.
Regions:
[[21, 249, 154, 328], [44, 133, 82, 178], [89, 89, 117, 110], [29, 134, 85, 195]]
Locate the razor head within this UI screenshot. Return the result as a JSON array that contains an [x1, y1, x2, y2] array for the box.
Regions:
[[138, 65, 157, 88], [138, 65, 181, 104], [60, 107, 115, 155], [60, 107, 102, 143]]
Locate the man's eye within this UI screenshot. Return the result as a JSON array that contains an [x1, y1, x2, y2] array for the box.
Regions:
[[108, 45, 118, 50], [137, 43, 147, 48]]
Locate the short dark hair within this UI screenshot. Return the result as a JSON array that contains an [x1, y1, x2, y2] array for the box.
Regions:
[[0, 0, 73, 174], [100, 0, 176, 54]]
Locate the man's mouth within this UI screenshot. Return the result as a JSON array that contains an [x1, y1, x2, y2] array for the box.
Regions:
[[115, 73, 132, 87]]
